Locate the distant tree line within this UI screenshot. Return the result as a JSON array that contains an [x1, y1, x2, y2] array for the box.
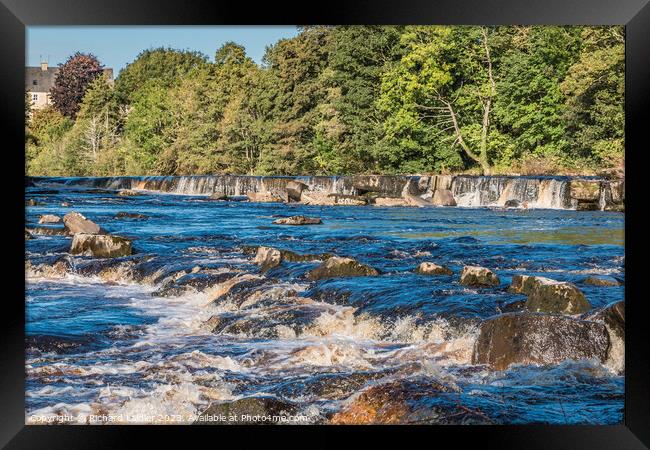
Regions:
[[25, 25, 624, 176]]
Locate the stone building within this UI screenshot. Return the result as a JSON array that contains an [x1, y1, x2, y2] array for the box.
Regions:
[[25, 61, 114, 110]]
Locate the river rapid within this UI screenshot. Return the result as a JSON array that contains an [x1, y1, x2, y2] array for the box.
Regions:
[[25, 181, 624, 425]]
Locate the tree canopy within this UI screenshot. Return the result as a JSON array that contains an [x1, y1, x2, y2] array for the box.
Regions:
[[27, 26, 625, 177]]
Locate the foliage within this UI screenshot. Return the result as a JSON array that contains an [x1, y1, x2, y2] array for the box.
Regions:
[[27, 26, 625, 177], [50, 52, 104, 119]]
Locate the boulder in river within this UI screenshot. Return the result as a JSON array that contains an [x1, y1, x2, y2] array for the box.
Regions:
[[63, 212, 104, 235], [584, 301, 624, 374], [25, 229, 32, 240], [195, 397, 299, 425], [525, 278, 591, 315], [39, 214, 61, 224], [404, 194, 432, 208], [246, 191, 284, 203], [70, 233, 133, 258], [583, 275, 622, 287], [431, 189, 457, 207], [460, 266, 500, 287], [286, 180, 308, 202], [508, 274, 541, 295], [273, 215, 323, 226], [472, 312, 610, 370], [307, 256, 379, 280], [61, 202, 71, 207], [329, 378, 488, 425], [504, 199, 521, 208], [254, 246, 282, 272], [569, 180, 600, 201], [509, 274, 591, 315], [372, 197, 408, 207], [209, 193, 228, 200], [415, 262, 453, 276], [300, 192, 337, 206]]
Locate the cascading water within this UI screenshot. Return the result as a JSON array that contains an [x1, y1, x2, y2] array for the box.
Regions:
[[30, 174, 620, 211]]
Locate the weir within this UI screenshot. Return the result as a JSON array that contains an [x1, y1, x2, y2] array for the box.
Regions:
[[29, 174, 624, 211]]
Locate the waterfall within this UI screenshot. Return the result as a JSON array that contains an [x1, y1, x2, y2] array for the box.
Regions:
[[452, 176, 572, 209], [30, 174, 621, 211]]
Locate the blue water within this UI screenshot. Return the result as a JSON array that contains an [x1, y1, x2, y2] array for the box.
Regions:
[[25, 184, 624, 424]]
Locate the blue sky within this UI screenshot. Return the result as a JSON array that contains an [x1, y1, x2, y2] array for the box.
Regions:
[[27, 26, 299, 74]]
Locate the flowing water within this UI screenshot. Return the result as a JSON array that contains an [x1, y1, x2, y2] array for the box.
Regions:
[[25, 180, 624, 425]]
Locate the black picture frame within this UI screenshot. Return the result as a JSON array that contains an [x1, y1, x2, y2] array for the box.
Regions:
[[2, 0, 648, 447]]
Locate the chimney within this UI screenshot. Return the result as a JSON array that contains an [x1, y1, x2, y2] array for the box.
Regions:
[[40, 61, 48, 71]]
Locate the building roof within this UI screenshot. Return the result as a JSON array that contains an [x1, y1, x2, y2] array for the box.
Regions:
[[25, 65, 114, 92]]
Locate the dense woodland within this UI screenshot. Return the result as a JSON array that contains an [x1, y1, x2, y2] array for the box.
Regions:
[[25, 25, 624, 177]]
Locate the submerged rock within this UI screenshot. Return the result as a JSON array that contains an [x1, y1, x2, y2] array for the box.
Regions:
[[26, 199, 42, 206], [115, 212, 149, 220], [307, 256, 378, 280], [61, 202, 71, 207], [27, 226, 68, 236], [431, 189, 457, 206], [254, 246, 282, 272], [70, 233, 133, 258], [246, 191, 284, 203], [25, 229, 32, 240], [583, 275, 622, 287], [286, 180, 308, 202], [195, 397, 299, 425], [117, 189, 141, 196], [415, 262, 453, 276], [39, 214, 61, 224], [273, 215, 322, 226], [329, 378, 485, 425], [63, 212, 104, 235], [472, 312, 610, 370], [459, 266, 500, 287], [525, 279, 590, 315]]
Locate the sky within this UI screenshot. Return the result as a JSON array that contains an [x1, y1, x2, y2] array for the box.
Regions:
[[26, 26, 299, 74]]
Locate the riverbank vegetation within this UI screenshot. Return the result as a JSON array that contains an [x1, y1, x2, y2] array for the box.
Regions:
[[25, 25, 624, 177]]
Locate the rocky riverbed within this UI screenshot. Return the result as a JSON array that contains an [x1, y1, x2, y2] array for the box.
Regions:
[[25, 178, 624, 425]]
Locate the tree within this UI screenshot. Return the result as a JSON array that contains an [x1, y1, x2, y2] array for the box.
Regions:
[[257, 26, 333, 174], [377, 26, 500, 174], [494, 26, 581, 165], [317, 25, 404, 173], [115, 48, 209, 104], [50, 52, 104, 119], [561, 26, 624, 166]]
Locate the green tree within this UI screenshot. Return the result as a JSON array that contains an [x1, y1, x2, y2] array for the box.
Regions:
[[115, 48, 209, 104], [561, 26, 624, 166], [493, 26, 581, 165], [316, 25, 404, 173], [257, 26, 333, 174]]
